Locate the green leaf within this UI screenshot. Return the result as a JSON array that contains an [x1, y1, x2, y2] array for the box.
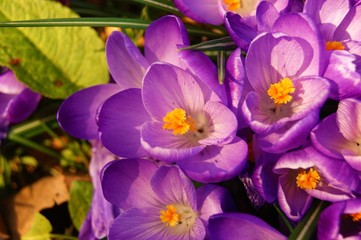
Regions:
[[0, 0, 108, 99], [288, 200, 327, 240], [21, 213, 52, 240], [68, 180, 93, 231], [181, 36, 236, 51]]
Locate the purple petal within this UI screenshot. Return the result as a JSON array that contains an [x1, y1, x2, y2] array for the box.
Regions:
[[58, 84, 120, 140], [178, 49, 228, 104], [98, 88, 151, 158], [343, 153, 361, 171], [173, 0, 224, 25], [151, 165, 197, 210], [178, 137, 248, 183], [101, 159, 160, 209], [109, 207, 206, 240], [196, 184, 235, 223], [144, 15, 189, 66], [255, 110, 319, 153], [0, 70, 27, 94], [106, 31, 149, 88], [256, 1, 280, 32], [199, 101, 237, 145], [141, 121, 205, 162], [334, 3, 361, 41], [337, 98, 361, 141], [78, 211, 97, 240], [208, 213, 287, 240], [310, 113, 348, 159], [304, 0, 350, 40], [317, 201, 345, 240], [323, 50, 361, 100], [142, 63, 204, 121], [224, 12, 258, 50], [272, 13, 327, 75]]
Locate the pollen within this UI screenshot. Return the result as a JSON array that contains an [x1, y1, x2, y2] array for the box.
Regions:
[[267, 78, 295, 104], [326, 41, 345, 51], [160, 205, 181, 227], [296, 168, 321, 190], [350, 212, 361, 222], [162, 108, 196, 135], [223, 0, 241, 11]]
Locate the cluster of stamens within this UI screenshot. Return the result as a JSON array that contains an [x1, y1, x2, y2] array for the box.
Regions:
[[296, 168, 321, 190]]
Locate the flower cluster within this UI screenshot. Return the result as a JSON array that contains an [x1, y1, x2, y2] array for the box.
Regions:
[[57, 0, 361, 239]]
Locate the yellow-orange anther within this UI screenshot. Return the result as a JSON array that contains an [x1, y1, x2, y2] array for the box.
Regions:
[[296, 168, 321, 190], [326, 41, 345, 51], [160, 205, 181, 227], [350, 212, 361, 222], [267, 78, 295, 104], [163, 108, 196, 135], [223, 0, 241, 11]]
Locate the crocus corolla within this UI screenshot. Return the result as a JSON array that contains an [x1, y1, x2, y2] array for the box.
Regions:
[[101, 158, 234, 239], [273, 146, 360, 221], [318, 198, 361, 239], [0, 68, 41, 140]]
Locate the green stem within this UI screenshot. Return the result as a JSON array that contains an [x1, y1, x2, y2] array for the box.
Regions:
[[7, 134, 61, 159], [273, 203, 294, 233], [49, 234, 78, 240]]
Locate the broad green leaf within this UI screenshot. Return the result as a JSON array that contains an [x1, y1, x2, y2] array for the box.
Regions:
[[0, 0, 108, 99], [68, 180, 93, 231], [21, 213, 52, 240]]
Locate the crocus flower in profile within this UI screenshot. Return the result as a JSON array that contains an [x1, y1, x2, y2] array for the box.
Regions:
[[304, 0, 361, 99], [78, 140, 118, 240], [98, 62, 248, 183], [273, 146, 360, 221], [318, 198, 361, 239], [101, 158, 234, 240], [173, 0, 289, 26], [0, 68, 41, 140], [208, 213, 287, 240], [241, 30, 330, 153], [311, 98, 361, 172]]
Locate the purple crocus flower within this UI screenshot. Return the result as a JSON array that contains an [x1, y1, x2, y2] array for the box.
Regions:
[[208, 213, 287, 240], [311, 98, 361, 173], [241, 30, 329, 153], [318, 198, 361, 239], [273, 146, 360, 221], [101, 158, 234, 239], [98, 62, 248, 183], [0, 68, 41, 140], [173, 0, 289, 26], [304, 0, 361, 99], [78, 140, 118, 240]]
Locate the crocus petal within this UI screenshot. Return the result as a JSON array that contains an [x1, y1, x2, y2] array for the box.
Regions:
[[173, 0, 224, 25], [144, 15, 189, 67], [0, 70, 27, 94], [343, 153, 361, 171], [208, 213, 287, 240], [142, 63, 204, 121], [337, 98, 361, 141], [109, 207, 206, 240], [256, 1, 279, 32], [311, 114, 348, 159], [224, 12, 258, 50], [58, 84, 120, 140], [323, 50, 361, 100], [178, 49, 228, 104], [78, 211, 97, 240], [246, 32, 313, 93], [196, 184, 235, 223], [304, 0, 350, 40], [7, 88, 41, 124], [178, 137, 248, 183], [98, 88, 151, 158], [199, 101, 237, 145], [255, 110, 319, 153], [272, 13, 326, 76], [317, 201, 345, 240], [141, 121, 205, 162], [106, 31, 149, 88], [151, 165, 197, 210], [101, 159, 160, 209], [334, 3, 361, 41]]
